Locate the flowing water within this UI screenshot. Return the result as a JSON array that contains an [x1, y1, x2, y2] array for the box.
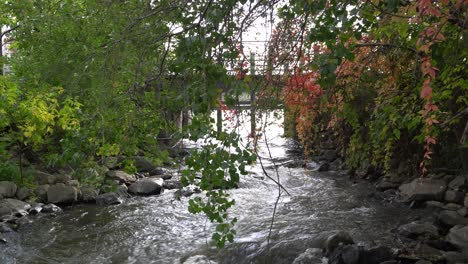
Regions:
[[1, 111, 428, 264]]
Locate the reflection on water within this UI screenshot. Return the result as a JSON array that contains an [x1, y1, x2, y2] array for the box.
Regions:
[[0, 110, 428, 264]]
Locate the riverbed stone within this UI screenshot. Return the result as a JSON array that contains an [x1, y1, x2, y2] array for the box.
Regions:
[[34, 184, 49, 202], [444, 251, 468, 263], [397, 221, 439, 240], [399, 178, 447, 202], [446, 225, 468, 250], [458, 207, 468, 217], [80, 185, 98, 202], [366, 246, 394, 264], [448, 176, 468, 191], [128, 156, 156, 173], [376, 178, 400, 191], [55, 174, 72, 184], [36, 171, 57, 185], [42, 203, 62, 213], [106, 170, 136, 184], [426, 201, 445, 208], [149, 167, 171, 176], [28, 203, 43, 215], [128, 178, 163, 196], [15, 186, 32, 201], [96, 192, 122, 206], [47, 183, 78, 204], [0, 199, 31, 217], [445, 190, 464, 204], [325, 231, 354, 255], [444, 203, 463, 211], [292, 248, 323, 264], [163, 179, 183, 189], [438, 210, 468, 226], [0, 181, 17, 198]]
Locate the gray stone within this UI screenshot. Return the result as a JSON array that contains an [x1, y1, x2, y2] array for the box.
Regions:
[[292, 248, 323, 264], [128, 178, 163, 196], [399, 178, 447, 201], [47, 183, 78, 204], [106, 170, 136, 184], [306, 161, 320, 171], [444, 203, 463, 211], [163, 179, 183, 189], [96, 192, 122, 206], [426, 201, 445, 208], [42, 203, 62, 213], [412, 244, 444, 262], [15, 186, 32, 201], [80, 185, 98, 202], [129, 156, 156, 172], [366, 246, 394, 264], [66, 179, 80, 187], [36, 171, 57, 185], [151, 174, 172, 180], [149, 167, 171, 176], [445, 190, 464, 204], [318, 162, 330, 172], [0, 199, 31, 217], [464, 195, 468, 207], [34, 184, 49, 202], [324, 231, 354, 254], [116, 185, 130, 198], [0, 181, 17, 198], [102, 156, 120, 170], [444, 251, 468, 264], [55, 174, 72, 184], [448, 176, 468, 191], [328, 245, 360, 264], [438, 210, 468, 226], [397, 221, 439, 240], [446, 225, 468, 250], [376, 178, 400, 191], [457, 207, 468, 217]]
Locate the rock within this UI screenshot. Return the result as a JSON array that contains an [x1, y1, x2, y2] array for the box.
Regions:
[[151, 174, 172, 180], [324, 231, 354, 255], [438, 210, 468, 226], [445, 190, 464, 204], [457, 207, 468, 217], [116, 184, 130, 198], [0, 199, 31, 217], [163, 179, 183, 189], [292, 248, 323, 264], [444, 203, 462, 211], [444, 251, 468, 263], [15, 186, 32, 201], [446, 225, 468, 250], [426, 201, 445, 208], [0, 181, 17, 198], [47, 183, 78, 204], [42, 203, 62, 213], [465, 195, 468, 208], [0, 236, 6, 244], [355, 160, 373, 178], [397, 221, 439, 240], [34, 185, 50, 202], [448, 176, 468, 191], [328, 244, 361, 264], [66, 180, 80, 187], [365, 246, 394, 264], [149, 167, 171, 176], [399, 178, 447, 202], [329, 158, 344, 171], [182, 255, 217, 264], [318, 162, 330, 172], [14, 209, 28, 217], [106, 170, 136, 184], [96, 192, 122, 206], [306, 161, 320, 171], [176, 185, 201, 198], [36, 171, 57, 185], [412, 243, 444, 262], [128, 178, 163, 196], [129, 156, 156, 173], [28, 203, 44, 215], [55, 174, 72, 184], [376, 178, 400, 191], [80, 185, 98, 202]]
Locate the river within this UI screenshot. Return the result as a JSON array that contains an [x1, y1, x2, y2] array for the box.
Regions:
[[1, 110, 428, 264]]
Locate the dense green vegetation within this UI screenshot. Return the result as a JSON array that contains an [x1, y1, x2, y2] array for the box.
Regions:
[[1, 0, 466, 247]]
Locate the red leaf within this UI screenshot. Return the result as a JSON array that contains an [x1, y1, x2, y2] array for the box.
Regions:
[[420, 79, 433, 100]]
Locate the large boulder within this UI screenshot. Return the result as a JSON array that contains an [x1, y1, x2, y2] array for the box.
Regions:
[[0, 199, 31, 217], [324, 231, 354, 255], [438, 210, 468, 226], [128, 178, 163, 196], [106, 170, 136, 184], [47, 183, 78, 204], [446, 225, 468, 251], [36, 171, 57, 185], [96, 192, 122, 206], [399, 178, 447, 201], [0, 181, 17, 198], [445, 190, 464, 204], [397, 221, 439, 240], [448, 176, 468, 191]]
